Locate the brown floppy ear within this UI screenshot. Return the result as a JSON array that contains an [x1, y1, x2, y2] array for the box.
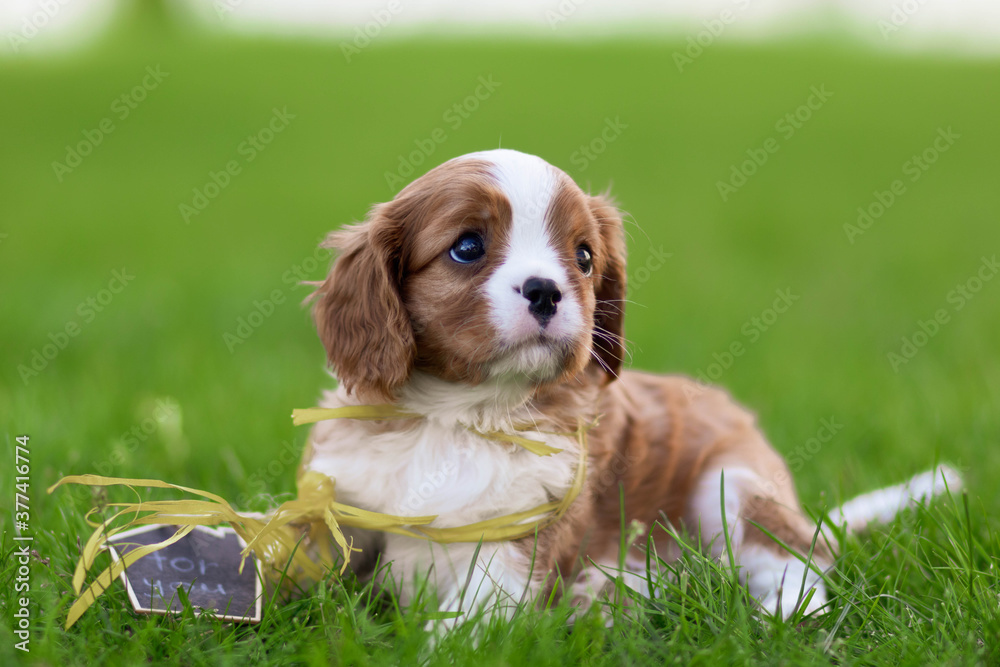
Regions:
[[311, 205, 414, 402], [588, 194, 627, 381]]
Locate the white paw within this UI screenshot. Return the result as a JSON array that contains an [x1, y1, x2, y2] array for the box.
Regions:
[[741, 544, 828, 620], [756, 581, 826, 620]]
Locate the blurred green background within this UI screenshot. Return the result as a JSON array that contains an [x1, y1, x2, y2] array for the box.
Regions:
[[2, 3, 999, 663], [2, 3, 998, 545]]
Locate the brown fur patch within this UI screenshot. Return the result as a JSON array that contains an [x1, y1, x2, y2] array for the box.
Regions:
[[516, 373, 830, 585]]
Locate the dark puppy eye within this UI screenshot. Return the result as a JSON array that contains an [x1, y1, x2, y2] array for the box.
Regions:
[[576, 245, 593, 276], [450, 232, 486, 264]]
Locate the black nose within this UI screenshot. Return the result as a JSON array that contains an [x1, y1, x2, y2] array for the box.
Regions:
[[522, 277, 561, 325]]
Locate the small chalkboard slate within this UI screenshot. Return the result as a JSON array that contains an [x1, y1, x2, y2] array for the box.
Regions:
[[107, 524, 262, 623]]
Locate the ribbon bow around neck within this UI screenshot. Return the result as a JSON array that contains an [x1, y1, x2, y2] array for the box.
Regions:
[[292, 403, 567, 456], [47, 404, 594, 629]]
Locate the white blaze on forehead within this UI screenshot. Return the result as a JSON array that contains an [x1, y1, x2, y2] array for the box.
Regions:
[[461, 149, 559, 231], [459, 149, 565, 281]]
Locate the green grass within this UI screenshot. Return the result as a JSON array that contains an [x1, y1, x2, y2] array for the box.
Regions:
[[2, 12, 1000, 666]]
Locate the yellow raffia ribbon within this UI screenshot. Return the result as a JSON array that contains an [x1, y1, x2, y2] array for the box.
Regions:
[[49, 405, 593, 629], [291, 404, 418, 426], [292, 404, 565, 456]]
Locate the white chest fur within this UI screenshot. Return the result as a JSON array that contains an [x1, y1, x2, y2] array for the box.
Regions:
[[303, 379, 580, 607], [307, 412, 578, 525]]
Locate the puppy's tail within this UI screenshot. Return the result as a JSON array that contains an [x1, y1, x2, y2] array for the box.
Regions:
[[824, 464, 963, 536]]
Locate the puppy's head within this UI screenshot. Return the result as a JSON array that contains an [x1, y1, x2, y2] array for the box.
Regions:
[[312, 149, 626, 402]]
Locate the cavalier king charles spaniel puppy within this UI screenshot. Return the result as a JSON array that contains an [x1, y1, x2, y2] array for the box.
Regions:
[[301, 149, 958, 623]]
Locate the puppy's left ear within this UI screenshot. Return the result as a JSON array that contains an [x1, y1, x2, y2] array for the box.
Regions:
[[588, 194, 627, 380]]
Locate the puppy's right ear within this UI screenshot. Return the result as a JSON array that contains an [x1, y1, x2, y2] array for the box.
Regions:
[[310, 205, 415, 402]]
